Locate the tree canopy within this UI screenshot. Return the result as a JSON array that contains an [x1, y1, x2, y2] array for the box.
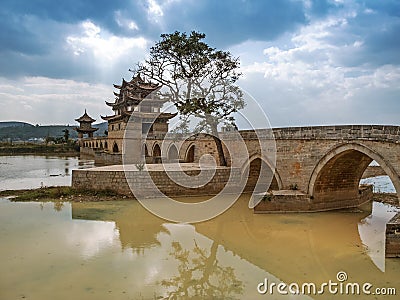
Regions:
[[138, 31, 245, 166]]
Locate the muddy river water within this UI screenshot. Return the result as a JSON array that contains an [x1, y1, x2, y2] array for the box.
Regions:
[[0, 156, 399, 299], [0, 197, 399, 299]]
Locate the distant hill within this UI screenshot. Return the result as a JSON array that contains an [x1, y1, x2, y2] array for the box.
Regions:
[[0, 122, 108, 141], [0, 121, 34, 128], [93, 122, 108, 135]]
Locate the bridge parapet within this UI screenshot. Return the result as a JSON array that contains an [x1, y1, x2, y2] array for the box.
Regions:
[[239, 125, 400, 142]]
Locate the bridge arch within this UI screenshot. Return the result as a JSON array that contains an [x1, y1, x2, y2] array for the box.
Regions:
[[185, 144, 195, 163], [151, 143, 162, 163], [242, 154, 282, 192], [142, 143, 149, 157], [167, 144, 179, 162], [112, 142, 119, 153], [308, 142, 400, 203], [153, 143, 161, 157]]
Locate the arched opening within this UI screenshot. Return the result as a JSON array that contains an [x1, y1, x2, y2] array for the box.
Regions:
[[186, 145, 195, 163], [100, 142, 103, 149], [360, 160, 396, 193], [142, 144, 149, 157], [153, 143, 161, 163], [95, 141, 98, 148], [113, 142, 119, 153], [308, 143, 400, 204], [243, 157, 281, 193], [167, 144, 179, 162], [105, 141, 108, 150]]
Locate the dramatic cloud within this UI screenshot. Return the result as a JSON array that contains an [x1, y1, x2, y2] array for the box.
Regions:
[[0, 0, 399, 126], [0, 77, 112, 124], [237, 0, 400, 126], [65, 21, 148, 74]]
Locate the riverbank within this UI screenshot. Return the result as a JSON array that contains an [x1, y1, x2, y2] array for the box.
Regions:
[[0, 186, 398, 208], [0, 186, 132, 202], [0, 143, 79, 155]]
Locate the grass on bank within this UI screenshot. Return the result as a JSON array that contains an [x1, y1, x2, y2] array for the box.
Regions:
[[0, 186, 130, 202], [0, 186, 398, 207], [0, 143, 79, 155]]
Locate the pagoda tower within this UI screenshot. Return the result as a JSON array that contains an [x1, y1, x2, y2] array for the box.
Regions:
[[101, 74, 176, 158], [101, 74, 176, 134], [74, 109, 98, 139]]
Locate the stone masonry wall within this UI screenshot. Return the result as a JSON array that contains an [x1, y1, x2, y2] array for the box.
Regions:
[[386, 213, 400, 258], [253, 184, 373, 213], [243, 134, 400, 195], [72, 167, 242, 198]]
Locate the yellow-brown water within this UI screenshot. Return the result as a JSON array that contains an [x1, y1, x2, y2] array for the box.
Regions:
[[0, 195, 399, 300]]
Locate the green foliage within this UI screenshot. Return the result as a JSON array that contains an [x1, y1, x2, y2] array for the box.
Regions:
[[0, 123, 108, 142], [10, 186, 74, 201], [139, 31, 245, 129], [138, 31, 245, 166], [3, 186, 121, 202], [0, 142, 79, 154], [62, 128, 70, 143], [289, 183, 298, 190], [135, 163, 145, 171], [262, 194, 272, 202]]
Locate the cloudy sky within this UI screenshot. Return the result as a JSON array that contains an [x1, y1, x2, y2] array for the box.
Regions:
[[0, 0, 399, 127]]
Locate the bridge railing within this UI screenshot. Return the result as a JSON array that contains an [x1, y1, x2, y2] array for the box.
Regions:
[[239, 125, 400, 142]]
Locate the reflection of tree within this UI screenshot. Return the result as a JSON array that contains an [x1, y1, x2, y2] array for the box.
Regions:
[[53, 201, 64, 212], [65, 161, 69, 176], [161, 240, 243, 300]]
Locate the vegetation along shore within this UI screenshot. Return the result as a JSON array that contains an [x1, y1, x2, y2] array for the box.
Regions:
[[0, 142, 79, 155], [0, 186, 398, 209]]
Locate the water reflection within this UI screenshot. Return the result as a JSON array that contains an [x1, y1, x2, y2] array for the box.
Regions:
[[0, 155, 95, 190], [67, 220, 118, 259], [358, 201, 400, 272], [65, 160, 70, 176], [1, 196, 400, 300], [72, 201, 169, 254], [53, 201, 65, 211], [161, 238, 244, 299]]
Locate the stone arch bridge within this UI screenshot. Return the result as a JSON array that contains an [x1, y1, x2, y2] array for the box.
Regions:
[[238, 125, 400, 212], [144, 125, 400, 211], [74, 125, 400, 212]]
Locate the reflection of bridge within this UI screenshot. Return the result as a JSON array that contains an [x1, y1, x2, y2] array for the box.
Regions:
[[73, 125, 400, 212], [69, 197, 396, 296]]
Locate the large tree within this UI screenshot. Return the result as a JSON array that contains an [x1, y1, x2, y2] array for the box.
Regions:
[[138, 31, 245, 166]]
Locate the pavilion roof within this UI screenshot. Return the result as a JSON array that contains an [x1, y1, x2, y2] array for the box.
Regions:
[[75, 109, 96, 123]]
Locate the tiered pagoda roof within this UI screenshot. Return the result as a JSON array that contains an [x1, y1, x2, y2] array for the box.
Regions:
[[105, 75, 160, 108], [74, 110, 98, 133], [101, 74, 176, 122], [75, 109, 96, 123]]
